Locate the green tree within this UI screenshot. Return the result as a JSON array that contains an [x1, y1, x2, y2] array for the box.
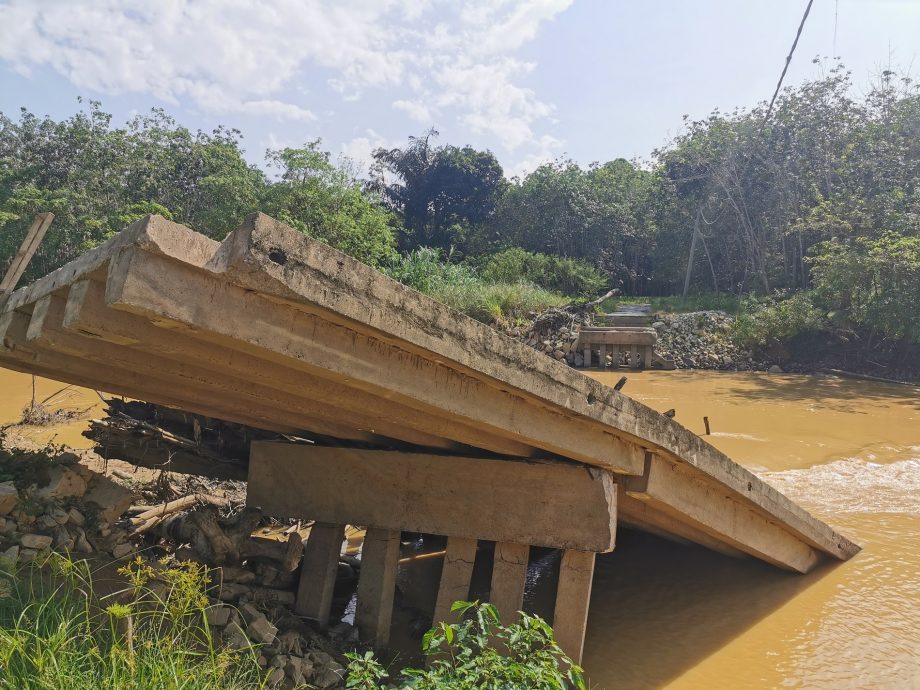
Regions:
[[371, 130, 507, 252]]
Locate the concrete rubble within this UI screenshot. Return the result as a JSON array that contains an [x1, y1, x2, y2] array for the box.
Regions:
[[0, 443, 351, 689]]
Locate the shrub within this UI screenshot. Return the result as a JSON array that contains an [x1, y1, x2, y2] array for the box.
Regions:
[[481, 247, 607, 298], [731, 292, 827, 350], [809, 233, 920, 343], [346, 600, 585, 690], [0, 554, 265, 690], [385, 249, 566, 325]]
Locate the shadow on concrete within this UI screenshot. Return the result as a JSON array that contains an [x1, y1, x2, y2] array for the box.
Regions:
[[581, 527, 840, 689]]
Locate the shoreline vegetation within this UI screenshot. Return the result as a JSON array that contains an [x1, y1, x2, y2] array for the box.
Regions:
[[2, 62, 918, 382]]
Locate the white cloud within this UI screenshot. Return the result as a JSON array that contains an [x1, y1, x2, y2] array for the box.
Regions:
[[0, 0, 572, 154], [341, 129, 402, 177], [508, 134, 564, 178], [392, 99, 433, 123]]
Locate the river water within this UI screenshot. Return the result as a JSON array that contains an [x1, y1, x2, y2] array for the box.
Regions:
[[1, 369, 918, 687], [585, 370, 920, 690]]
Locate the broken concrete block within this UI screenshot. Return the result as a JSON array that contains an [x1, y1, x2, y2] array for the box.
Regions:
[[67, 507, 85, 526], [239, 602, 261, 625], [84, 475, 134, 524], [53, 526, 74, 551], [20, 533, 52, 550], [222, 621, 251, 650], [246, 615, 278, 645], [0, 545, 19, 568], [112, 542, 134, 559], [36, 466, 87, 500], [265, 667, 285, 687], [0, 483, 18, 516], [205, 605, 233, 627]]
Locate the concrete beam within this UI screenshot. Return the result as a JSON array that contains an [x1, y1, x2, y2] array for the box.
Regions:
[[623, 454, 820, 572], [355, 528, 399, 649], [247, 443, 618, 552], [433, 537, 477, 625], [296, 523, 346, 628], [106, 247, 646, 476], [490, 542, 529, 623], [577, 331, 657, 346], [63, 279, 536, 457]]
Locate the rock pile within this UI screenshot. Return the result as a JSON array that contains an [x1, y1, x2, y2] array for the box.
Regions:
[[506, 307, 766, 373], [0, 449, 135, 566], [505, 307, 592, 366], [0, 444, 350, 689], [652, 311, 761, 371]]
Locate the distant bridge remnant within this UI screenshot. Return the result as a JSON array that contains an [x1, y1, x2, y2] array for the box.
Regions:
[[0, 213, 858, 663], [577, 304, 674, 370]]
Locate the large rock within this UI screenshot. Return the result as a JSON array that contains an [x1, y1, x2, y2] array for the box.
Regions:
[[84, 475, 134, 524], [36, 466, 87, 499], [0, 482, 17, 515], [20, 533, 52, 550]]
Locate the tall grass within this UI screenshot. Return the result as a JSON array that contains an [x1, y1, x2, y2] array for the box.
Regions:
[[385, 248, 567, 325], [0, 554, 266, 690]]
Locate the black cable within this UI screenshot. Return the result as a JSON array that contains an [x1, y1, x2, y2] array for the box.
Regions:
[[764, 0, 815, 123]]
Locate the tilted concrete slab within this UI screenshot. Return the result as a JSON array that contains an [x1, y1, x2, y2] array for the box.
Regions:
[[0, 213, 860, 571]]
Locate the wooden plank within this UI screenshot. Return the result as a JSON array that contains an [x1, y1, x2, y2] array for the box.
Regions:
[[623, 454, 820, 572], [489, 542, 529, 622], [295, 523, 346, 628], [355, 527, 400, 648], [247, 444, 618, 552], [433, 537, 478, 624], [553, 550, 595, 665], [0, 213, 54, 294]]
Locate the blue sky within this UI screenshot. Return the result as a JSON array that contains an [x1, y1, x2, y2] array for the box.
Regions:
[[1, 1, 918, 177]]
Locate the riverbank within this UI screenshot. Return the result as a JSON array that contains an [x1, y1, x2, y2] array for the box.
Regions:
[[510, 306, 920, 384]]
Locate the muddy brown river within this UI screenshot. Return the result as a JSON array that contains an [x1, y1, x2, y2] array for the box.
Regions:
[[1, 369, 918, 688], [585, 370, 920, 690]]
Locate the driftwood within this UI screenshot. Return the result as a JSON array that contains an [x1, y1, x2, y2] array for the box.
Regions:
[[149, 505, 263, 565], [129, 494, 229, 535], [84, 398, 307, 481]]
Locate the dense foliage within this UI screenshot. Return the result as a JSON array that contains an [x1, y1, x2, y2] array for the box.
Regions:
[[0, 101, 396, 281], [345, 600, 585, 690], [2, 63, 918, 360]]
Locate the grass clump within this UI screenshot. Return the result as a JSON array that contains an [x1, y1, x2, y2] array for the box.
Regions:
[[386, 248, 567, 325], [346, 600, 585, 690], [0, 554, 266, 690]]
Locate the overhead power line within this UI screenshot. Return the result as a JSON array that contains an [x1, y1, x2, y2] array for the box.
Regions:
[[764, 0, 816, 122]]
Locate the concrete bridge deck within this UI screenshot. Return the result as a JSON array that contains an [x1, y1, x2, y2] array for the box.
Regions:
[[0, 213, 858, 660]]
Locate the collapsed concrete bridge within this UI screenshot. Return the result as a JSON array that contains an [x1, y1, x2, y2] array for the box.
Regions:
[[0, 213, 859, 663]]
